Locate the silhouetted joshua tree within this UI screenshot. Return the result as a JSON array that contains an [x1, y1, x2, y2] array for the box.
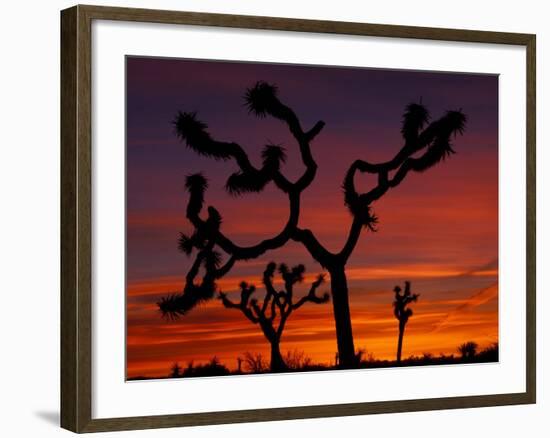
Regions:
[[393, 281, 419, 364], [157, 81, 466, 368], [219, 262, 329, 372]]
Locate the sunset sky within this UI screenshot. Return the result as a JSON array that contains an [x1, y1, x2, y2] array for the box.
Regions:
[[126, 57, 498, 378]]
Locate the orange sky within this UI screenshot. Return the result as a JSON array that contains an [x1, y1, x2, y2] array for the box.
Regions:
[[127, 264, 498, 377], [126, 58, 499, 379]]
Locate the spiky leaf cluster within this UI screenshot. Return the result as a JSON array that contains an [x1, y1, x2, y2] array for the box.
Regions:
[[173, 112, 232, 160], [225, 169, 270, 195], [178, 232, 198, 255], [185, 173, 208, 219], [158, 248, 223, 319], [262, 144, 286, 170], [157, 282, 216, 320], [278, 263, 305, 286], [415, 110, 467, 172], [225, 144, 287, 195], [244, 81, 279, 118], [179, 174, 224, 254], [401, 103, 430, 144], [342, 168, 379, 231]]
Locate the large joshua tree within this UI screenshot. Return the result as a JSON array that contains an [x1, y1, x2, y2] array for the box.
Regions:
[[219, 262, 329, 372], [393, 281, 419, 364], [157, 81, 466, 368]]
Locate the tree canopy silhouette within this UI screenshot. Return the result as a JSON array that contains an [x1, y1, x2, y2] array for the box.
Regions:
[[393, 281, 419, 364], [157, 81, 466, 368], [219, 262, 329, 372], [458, 341, 478, 360]]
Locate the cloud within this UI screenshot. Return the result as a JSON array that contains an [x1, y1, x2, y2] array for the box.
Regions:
[[431, 282, 498, 332], [457, 258, 498, 278]]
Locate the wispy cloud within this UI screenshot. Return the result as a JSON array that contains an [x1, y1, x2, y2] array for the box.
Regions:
[[431, 282, 498, 333]]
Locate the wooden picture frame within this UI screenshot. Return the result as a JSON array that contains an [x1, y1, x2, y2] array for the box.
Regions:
[[61, 4, 536, 433]]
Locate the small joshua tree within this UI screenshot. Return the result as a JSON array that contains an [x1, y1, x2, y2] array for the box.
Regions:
[[219, 262, 329, 372], [157, 81, 466, 367], [393, 281, 419, 364]]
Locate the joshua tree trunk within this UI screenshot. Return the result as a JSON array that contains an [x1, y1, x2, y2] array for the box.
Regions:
[[269, 338, 287, 372], [393, 281, 418, 365], [329, 266, 356, 368], [396, 321, 405, 364]]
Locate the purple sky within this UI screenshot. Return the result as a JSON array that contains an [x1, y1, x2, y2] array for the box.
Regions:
[[126, 56, 499, 376]]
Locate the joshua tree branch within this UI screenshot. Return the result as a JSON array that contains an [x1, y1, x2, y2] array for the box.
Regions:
[[234, 194, 298, 258], [338, 107, 467, 264], [338, 216, 364, 263], [174, 111, 293, 194], [162, 170, 299, 315], [260, 289, 273, 316], [218, 292, 240, 309], [294, 121, 324, 191], [262, 262, 279, 295], [292, 274, 329, 310], [188, 183, 301, 263], [241, 306, 260, 325], [219, 283, 260, 324], [177, 82, 325, 197], [305, 120, 326, 142], [215, 255, 236, 279], [185, 252, 205, 287], [269, 293, 278, 321], [276, 310, 290, 339], [291, 227, 334, 268], [250, 300, 264, 320], [344, 109, 466, 208], [166, 82, 330, 315], [244, 81, 324, 192]]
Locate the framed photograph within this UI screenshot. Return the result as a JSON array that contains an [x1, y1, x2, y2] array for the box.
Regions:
[[60, 4, 536, 433]]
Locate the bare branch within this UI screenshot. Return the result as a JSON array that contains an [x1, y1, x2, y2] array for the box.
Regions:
[[220, 193, 301, 259], [218, 292, 240, 309], [292, 273, 330, 310], [291, 227, 334, 268], [219, 281, 260, 324], [260, 262, 278, 314], [244, 81, 324, 191]]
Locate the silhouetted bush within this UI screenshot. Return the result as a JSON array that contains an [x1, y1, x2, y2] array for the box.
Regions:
[[180, 357, 230, 378], [155, 339, 498, 380], [475, 342, 498, 362], [284, 349, 313, 370], [242, 352, 268, 373], [458, 341, 479, 361], [170, 362, 182, 378]]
